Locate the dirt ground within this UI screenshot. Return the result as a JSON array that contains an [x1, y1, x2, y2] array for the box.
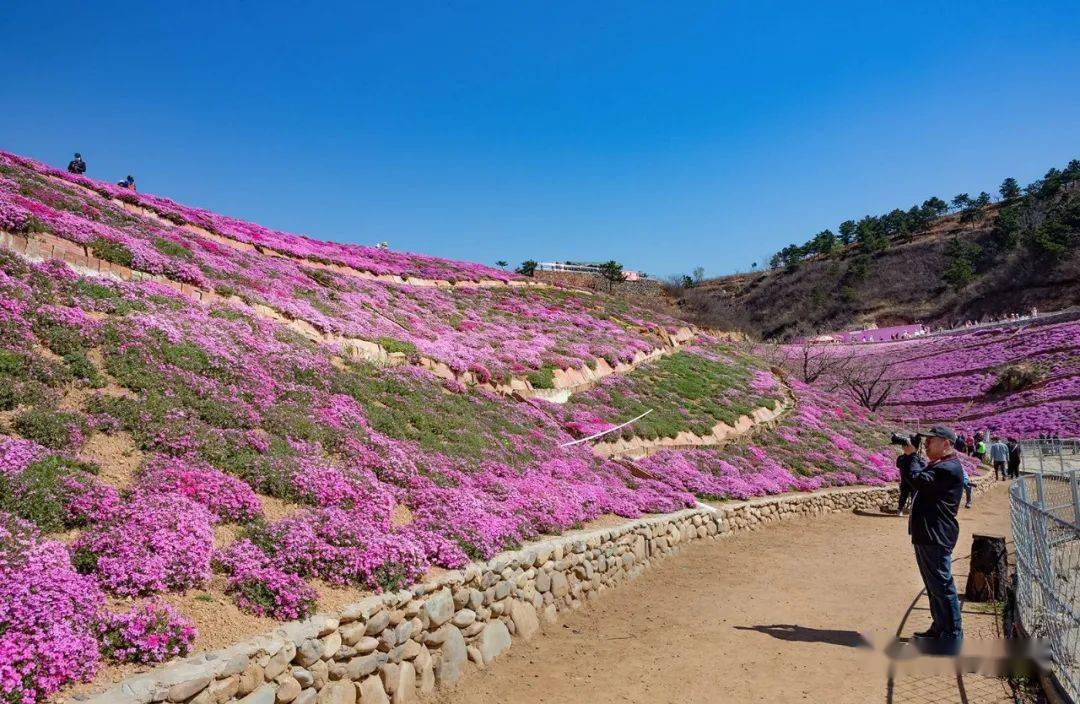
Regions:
[[435, 485, 1013, 704]]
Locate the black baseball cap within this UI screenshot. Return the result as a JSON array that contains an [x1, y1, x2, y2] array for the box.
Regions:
[[919, 426, 957, 442]]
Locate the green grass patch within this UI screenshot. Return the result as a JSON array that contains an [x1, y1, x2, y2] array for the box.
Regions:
[[376, 337, 418, 355], [331, 366, 538, 465], [152, 237, 194, 260], [526, 365, 556, 389], [89, 238, 134, 267], [568, 347, 778, 440]]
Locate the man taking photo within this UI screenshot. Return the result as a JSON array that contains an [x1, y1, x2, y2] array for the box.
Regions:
[[908, 426, 965, 651]]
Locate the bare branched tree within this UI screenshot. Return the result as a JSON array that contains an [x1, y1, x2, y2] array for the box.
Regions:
[[783, 342, 853, 389], [841, 357, 907, 411]]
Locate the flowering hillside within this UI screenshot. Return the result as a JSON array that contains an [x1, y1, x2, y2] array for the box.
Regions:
[[0, 150, 908, 703], [0, 152, 686, 383], [782, 318, 1079, 437]]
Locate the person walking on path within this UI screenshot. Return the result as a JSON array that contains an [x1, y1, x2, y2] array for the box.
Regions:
[[1007, 438, 1022, 479], [989, 437, 1009, 481], [67, 152, 86, 174], [908, 426, 965, 650]]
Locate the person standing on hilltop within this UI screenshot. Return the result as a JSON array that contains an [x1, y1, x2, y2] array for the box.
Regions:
[[67, 152, 86, 174], [908, 426, 965, 650]]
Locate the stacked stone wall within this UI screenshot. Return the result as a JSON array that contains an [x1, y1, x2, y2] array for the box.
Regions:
[[72, 478, 996, 704]]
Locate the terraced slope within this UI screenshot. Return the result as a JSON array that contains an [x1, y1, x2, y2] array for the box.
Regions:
[[0, 150, 906, 703], [779, 316, 1080, 436], [0, 151, 692, 396]]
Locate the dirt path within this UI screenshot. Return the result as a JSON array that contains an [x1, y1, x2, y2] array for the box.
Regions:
[[435, 485, 1013, 704]]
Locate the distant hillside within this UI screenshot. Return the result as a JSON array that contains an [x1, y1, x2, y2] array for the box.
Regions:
[[676, 160, 1080, 340]]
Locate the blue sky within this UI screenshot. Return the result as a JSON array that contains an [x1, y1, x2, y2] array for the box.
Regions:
[[1, 2, 1078, 277]]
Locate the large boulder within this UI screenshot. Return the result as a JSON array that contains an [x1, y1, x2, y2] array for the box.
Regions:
[[477, 621, 512, 664], [509, 601, 540, 641]]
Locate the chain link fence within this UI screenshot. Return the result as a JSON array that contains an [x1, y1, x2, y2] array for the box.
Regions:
[[1011, 441, 1080, 701], [1020, 438, 1080, 474]]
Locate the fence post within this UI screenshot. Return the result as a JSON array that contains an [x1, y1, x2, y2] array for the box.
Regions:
[[1071, 470, 1080, 530], [1036, 472, 1045, 509]]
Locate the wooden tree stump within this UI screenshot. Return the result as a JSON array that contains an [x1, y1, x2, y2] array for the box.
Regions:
[[964, 533, 1008, 602]]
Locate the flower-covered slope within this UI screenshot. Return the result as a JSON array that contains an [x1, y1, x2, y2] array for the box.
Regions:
[[0, 151, 687, 383], [787, 319, 1080, 437], [1, 151, 514, 284], [0, 147, 918, 702], [0, 243, 907, 702]]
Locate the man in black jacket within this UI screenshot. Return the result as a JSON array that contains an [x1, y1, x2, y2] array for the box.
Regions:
[[909, 426, 966, 647], [895, 439, 921, 514], [1007, 438, 1022, 479], [67, 153, 86, 175]]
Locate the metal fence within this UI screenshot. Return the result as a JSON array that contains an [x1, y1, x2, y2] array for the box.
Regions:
[[1010, 454, 1080, 701], [1020, 438, 1080, 474]]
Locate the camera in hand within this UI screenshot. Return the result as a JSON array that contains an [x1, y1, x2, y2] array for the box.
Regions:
[[889, 432, 921, 449]]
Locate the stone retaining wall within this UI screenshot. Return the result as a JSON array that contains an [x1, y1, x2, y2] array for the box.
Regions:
[[72, 478, 997, 704]]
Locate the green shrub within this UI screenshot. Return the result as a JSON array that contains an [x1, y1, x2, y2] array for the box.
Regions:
[[0, 456, 95, 531], [89, 237, 134, 267], [0, 348, 24, 376], [40, 325, 85, 356], [526, 365, 556, 390], [0, 385, 14, 411], [990, 363, 1042, 393], [63, 351, 104, 387], [13, 407, 88, 450]]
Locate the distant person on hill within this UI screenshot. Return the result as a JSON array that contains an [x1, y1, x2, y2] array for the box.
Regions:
[[965, 435, 975, 456], [67, 152, 86, 175], [908, 426, 965, 649], [953, 435, 966, 454], [117, 175, 136, 190], [1007, 438, 1022, 478], [989, 437, 1009, 480]]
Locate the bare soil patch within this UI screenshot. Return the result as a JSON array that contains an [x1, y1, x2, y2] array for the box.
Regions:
[[78, 430, 142, 489]]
